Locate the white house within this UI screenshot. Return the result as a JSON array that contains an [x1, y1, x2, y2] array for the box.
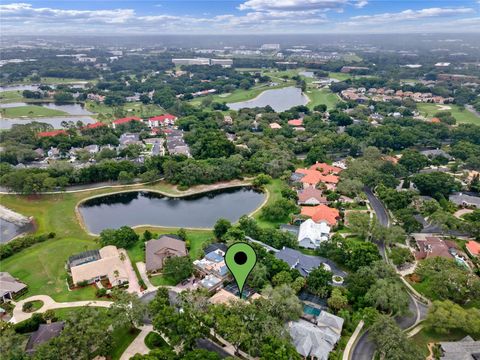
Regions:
[[298, 219, 331, 249]]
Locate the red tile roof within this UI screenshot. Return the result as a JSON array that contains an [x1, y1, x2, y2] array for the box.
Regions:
[[149, 114, 177, 122], [301, 205, 340, 226], [430, 117, 441, 123], [466, 241, 480, 256], [83, 122, 107, 129], [37, 130, 67, 138], [309, 162, 343, 175], [295, 168, 340, 186], [112, 117, 142, 125], [288, 119, 303, 126]]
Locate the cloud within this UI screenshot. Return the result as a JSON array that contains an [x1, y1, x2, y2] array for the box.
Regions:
[[355, 1, 368, 8], [343, 7, 475, 26]]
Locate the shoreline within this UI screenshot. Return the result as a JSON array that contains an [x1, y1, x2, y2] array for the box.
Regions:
[[74, 179, 268, 235]]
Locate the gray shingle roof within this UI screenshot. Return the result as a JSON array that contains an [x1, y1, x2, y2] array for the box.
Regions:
[[440, 336, 480, 360], [25, 322, 64, 353]]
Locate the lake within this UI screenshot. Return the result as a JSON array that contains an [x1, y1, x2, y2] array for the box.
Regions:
[[227, 86, 309, 112], [0, 83, 87, 92], [78, 187, 266, 234], [0, 116, 96, 130], [0, 102, 92, 115]]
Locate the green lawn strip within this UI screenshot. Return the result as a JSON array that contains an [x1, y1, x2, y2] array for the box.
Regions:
[[0, 90, 24, 103], [411, 327, 469, 357], [417, 103, 480, 125], [306, 88, 341, 110], [149, 274, 177, 287], [85, 101, 164, 121], [1, 105, 68, 118], [252, 179, 286, 229], [328, 72, 351, 81]]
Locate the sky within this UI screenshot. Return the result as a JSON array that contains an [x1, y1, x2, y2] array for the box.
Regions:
[[0, 0, 479, 35]]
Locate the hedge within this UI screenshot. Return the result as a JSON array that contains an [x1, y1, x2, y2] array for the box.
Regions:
[[0, 232, 55, 259]]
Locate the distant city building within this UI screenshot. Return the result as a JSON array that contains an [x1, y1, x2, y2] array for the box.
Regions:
[[260, 43, 280, 50], [172, 58, 232, 67]]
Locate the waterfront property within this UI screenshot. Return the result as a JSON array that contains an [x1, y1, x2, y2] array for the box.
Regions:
[[69, 245, 129, 287], [145, 235, 187, 273], [297, 219, 331, 249], [78, 187, 265, 234]]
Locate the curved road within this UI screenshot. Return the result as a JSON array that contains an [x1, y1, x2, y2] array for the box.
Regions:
[[351, 188, 429, 360]]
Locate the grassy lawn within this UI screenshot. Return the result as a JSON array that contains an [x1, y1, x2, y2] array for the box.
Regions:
[[149, 274, 178, 286], [85, 101, 165, 121], [329, 72, 351, 81], [0, 105, 68, 118], [306, 88, 341, 110], [417, 103, 480, 125], [411, 327, 470, 357], [0, 90, 24, 103], [253, 179, 286, 229]]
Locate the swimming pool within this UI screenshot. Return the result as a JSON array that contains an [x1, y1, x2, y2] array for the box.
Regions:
[[303, 304, 322, 316]]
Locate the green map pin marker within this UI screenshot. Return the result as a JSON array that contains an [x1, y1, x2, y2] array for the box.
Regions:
[[224, 243, 257, 299]]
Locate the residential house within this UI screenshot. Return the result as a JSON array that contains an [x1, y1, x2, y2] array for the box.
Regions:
[[47, 147, 60, 159], [275, 247, 339, 277], [194, 249, 229, 280], [69, 246, 129, 287], [25, 322, 64, 354], [449, 193, 480, 209], [37, 130, 67, 138], [301, 204, 340, 226], [83, 122, 107, 130], [466, 241, 480, 258], [119, 133, 141, 147], [288, 119, 303, 127], [0, 272, 27, 302], [289, 311, 344, 359], [203, 243, 228, 256], [414, 236, 455, 260], [83, 144, 99, 154], [112, 117, 142, 129], [223, 115, 233, 124], [297, 187, 328, 206], [145, 235, 187, 273], [298, 219, 331, 249], [269, 122, 282, 129], [439, 336, 480, 359], [148, 114, 177, 128], [420, 149, 453, 160]]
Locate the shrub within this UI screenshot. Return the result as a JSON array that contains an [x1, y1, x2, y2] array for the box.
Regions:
[[144, 332, 168, 349], [77, 280, 89, 287], [14, 313, 45, 334], [22, 302, 33, 312], [96, 288, 107, 297], [0, 233, 55, 260]]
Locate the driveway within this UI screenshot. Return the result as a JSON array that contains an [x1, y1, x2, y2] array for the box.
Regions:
[[136, 262, 157, 293], [119, 325, 153, 360], [120, 249, 141, 295], [11, 295, 112, 323]]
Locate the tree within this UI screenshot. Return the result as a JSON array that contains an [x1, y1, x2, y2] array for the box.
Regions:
[[306, 266, 332, 297], [398, 149, 429, 174], [177, 228, 187, 241], [143, 230, 153, 241], [118, 170, 135, 184], [313, 104, 327, 112], [260, 199, 298, 221], [425, 300, 480, 335], [365, 279, 410, 316], [99, 226, 139, 249], [328, 288, 348, 312], [337, 178, 363, 197], [262, 284, 303, 322], [347, 212, 371, 239], [213, 218, 232, 240], [0, 325, 28, 360], [53, 92, 74, 103], [252, 174, 272, 187], [390, 247, 414, 267], [163, 256, 193, 284], [369, 315, 423, 360], [412, 172, 461, 199], [110, 289, 147, 330]]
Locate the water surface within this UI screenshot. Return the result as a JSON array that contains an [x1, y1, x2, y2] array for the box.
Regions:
[[227, 86, 308, 112], [0, 116, 96, 130], [79, 187, 265, 234]]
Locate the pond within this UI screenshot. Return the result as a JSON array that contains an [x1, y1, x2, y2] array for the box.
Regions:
[[78, 187, 266, 234], [0, 218, 34, 243], [0, 116, 96, 130], [0, 102, 92, 115], [0, 83, 87, 92], [227, 86, 309, 112]]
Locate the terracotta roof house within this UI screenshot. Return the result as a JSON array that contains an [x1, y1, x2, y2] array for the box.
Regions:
[[430, 117, 441, 123], [0, 272, 27, 301], [83, 122, 107, 130], [439, 336, 480, 360], [25, 322, 64, 354], [466, 241, 480, 257], [148, 114, 177, 128], [298, 219, 331, 249], [112, 116, 142, 129], [37, 130, 67, 138], [298, 188, 328, 206], [289, 311, 344, 360], [414, 236, 454, 260], [145, 235, 188, 273], [301, 205, 340, 226], [293, 167, 340, 190], [69, 246, 129, 287], [288, 119, 303, 126], [309, 162, 343, 175], [269, 122, 282, 129]]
